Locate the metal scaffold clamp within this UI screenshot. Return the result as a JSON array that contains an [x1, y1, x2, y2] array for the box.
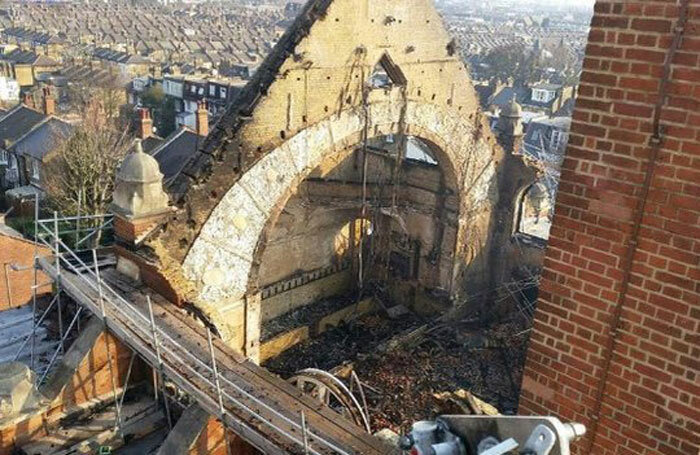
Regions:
[[400, 416, 586, 455]]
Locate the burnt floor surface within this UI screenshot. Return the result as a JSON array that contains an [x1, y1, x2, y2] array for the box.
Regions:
[[265, 312, 528, 433]]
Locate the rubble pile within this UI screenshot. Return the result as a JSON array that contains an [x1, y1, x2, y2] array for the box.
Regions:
[[264, 312, 424, 375], [266, 309, 529, 433], [353, 320, 528, 432]]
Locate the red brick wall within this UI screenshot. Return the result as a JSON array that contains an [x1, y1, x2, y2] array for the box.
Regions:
[[0, 331, 146, 452], [519, 2, 699, 455], [189, 417, 258, 455], [0, 233, 52, 311]]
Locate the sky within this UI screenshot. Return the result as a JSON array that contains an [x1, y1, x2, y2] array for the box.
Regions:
[[447, 0, 595, 5]]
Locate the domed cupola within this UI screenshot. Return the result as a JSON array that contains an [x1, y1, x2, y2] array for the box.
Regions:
[[111, 140, 170, 219]]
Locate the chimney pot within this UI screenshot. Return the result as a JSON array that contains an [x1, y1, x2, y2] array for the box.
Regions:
[[42, 87, 55, 116], [137, 107, 153, 139], [196, 100, 209, 137]]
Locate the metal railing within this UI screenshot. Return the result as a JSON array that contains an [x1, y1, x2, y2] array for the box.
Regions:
[[35, 212, 115, 253], [33, 216, 352, 455]]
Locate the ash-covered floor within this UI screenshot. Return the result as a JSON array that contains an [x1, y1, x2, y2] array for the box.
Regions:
[[264, 310, 529, 434]]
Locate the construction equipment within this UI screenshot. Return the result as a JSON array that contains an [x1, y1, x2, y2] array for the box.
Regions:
[[400, 416, 586, 455]]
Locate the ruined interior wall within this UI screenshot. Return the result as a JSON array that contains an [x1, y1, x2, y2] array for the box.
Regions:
[[262, 270, 353, 322], [258, 201, 357, 286], [486, 153, 542, 315], [257, 149, 394, 286], [520, 2, 699, 454], [256, 141, 459, 319]]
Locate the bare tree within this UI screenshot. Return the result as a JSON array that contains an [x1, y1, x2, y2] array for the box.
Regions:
[[43, 99, 133, 234], [63, 72, 129, 122]]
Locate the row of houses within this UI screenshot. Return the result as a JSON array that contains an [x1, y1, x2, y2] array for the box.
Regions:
[[159, 74, 246, 130], [0, 47, 61, 87], [0, 91, 210, 207], [0, 1, 280, 84]]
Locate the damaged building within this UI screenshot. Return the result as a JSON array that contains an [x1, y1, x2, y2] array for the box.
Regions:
[[0, 0, 697, 454]]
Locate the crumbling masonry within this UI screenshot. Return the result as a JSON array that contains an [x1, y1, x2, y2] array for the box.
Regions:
[[114, 0, 539, 356]]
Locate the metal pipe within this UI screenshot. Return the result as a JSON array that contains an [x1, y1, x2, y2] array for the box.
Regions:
[[76, 217, 114, 248], [302, 411, 310, 455], [152, 369, 158, 402], [208, 328, 232, 455], [118, 352, 136, 412], [76, 192, 81, 249], [39, 307, 83, 384], [147, 296, 173, 430], [53, 211, 64, 354], [37, 213, 112, 223], [4, 263, 13, 309], [207, 328, 225, 417], [94, 249, 125, 442], [15, 293, 59, 362], [31, 195, 40, 370], [30, 257, 37, 370]]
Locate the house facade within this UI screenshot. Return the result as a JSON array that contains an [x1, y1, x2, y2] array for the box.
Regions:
[[0, 92, 72, 201]]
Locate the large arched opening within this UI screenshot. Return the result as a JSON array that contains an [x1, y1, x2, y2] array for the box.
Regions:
[[180, 100, 498, 356]]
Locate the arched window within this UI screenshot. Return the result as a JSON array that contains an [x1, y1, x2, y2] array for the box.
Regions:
[[516, 182, 553, 241], [334, 218, 373, 258]]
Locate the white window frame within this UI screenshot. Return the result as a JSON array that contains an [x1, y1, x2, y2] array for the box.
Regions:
[[31, 159, 40, 181]]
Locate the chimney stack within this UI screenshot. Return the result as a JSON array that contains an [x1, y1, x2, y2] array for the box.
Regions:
[[42, 87, 55, 116], [196, 100, 209, 137], [137, 107, 153, 139]]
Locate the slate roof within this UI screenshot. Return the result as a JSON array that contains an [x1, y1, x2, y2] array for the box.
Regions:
[[150, 127, 203, 185], [523, 116, 571, 160], [92, 48, 151, 65], [0, 105, 47, 147], [490, 86, 529, 108], [2, 27, 66, 45], [10, 117, 72, 160], [33, 55, 61, 67], [531, 82, 563, 91], [491, 85, 566, 111], [1, 49, 41, 65]]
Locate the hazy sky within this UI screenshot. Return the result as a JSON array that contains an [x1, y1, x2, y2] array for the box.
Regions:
[[447, 0, 595, 5]]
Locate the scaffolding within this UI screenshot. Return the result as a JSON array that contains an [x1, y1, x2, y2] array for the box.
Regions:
[[12, 198, 114, 376], [18, 200, 365, 455]]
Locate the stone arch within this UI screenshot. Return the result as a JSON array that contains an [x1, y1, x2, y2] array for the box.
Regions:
[[182, 100, 496, 308], [515, 181, 553, 240], [249, 131, 463, 297]]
